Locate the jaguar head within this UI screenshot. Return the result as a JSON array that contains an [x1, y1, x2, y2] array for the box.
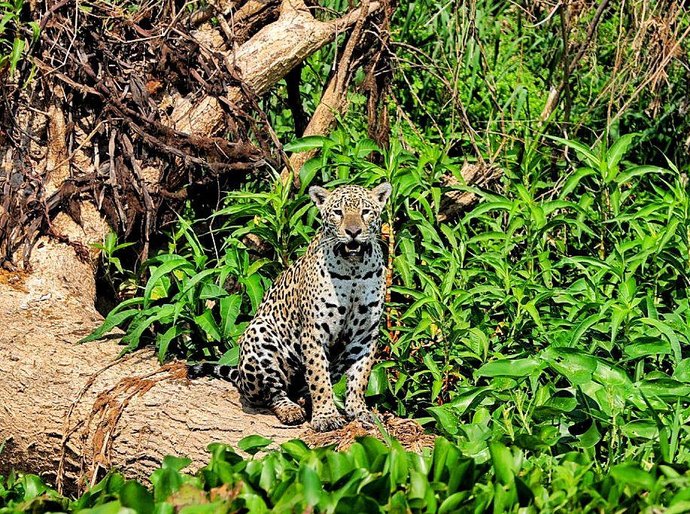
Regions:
[[309, 182, 392, 258]]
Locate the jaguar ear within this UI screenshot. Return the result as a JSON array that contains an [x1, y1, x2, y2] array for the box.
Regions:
[[370, 182, 392, 208], [309, 186, 331, 208]]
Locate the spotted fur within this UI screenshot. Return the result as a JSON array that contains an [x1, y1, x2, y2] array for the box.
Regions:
[[189, 183, 392, 432]]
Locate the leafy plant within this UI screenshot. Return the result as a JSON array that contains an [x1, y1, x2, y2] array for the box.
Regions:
[[0, 0, 39, 78], [4, 435, 690, 513], [83, 219, 273, 363]]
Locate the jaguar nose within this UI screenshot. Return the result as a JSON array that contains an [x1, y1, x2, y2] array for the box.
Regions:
[[345, 226, 362, 239]]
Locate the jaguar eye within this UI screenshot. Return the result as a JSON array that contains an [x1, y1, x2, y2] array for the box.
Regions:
[[333, 209, 343, 217], [362, 208, 372, 216]]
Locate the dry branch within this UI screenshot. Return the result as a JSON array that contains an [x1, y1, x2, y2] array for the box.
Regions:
[[171, 0, 381, 136], [283, 0, 371, 184], [437, 163, 502, 223]]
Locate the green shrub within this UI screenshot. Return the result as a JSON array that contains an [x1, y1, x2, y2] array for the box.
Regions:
[[3, 435, 689, 513]]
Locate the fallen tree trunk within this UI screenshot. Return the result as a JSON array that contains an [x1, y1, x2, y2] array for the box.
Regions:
[[170, 0, 381, 136], [0, 266, 432, 494]]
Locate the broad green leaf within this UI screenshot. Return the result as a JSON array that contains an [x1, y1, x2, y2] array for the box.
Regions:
[[489, 442, 514, 485], [427, 406, 459, 436], [156, 325, 185, 362], [199, 282, 227, 300], [620, 420, 658, 440], [79, 308, 140, 343], [638, 379, 690, 399], [559, 167, 597, 199], [299, 464, 322, 507], [475, 357, 542, 378], [194, 310, 221, 342], [615, 165, 667, 185], [610, 464, 656, 490], [144, 257, 193, 307], [119, 481, 154, 514], [241, 274, 264, 313], [624, 337, 671, 359], [606, 133, 638, 175], [284, 135, 331, 153], [238, 435, 273, 455], [542, 347, 597, 385], [219, 294, 242, 340], [548, 135, 600, 168], [299, 157, 322, 193]]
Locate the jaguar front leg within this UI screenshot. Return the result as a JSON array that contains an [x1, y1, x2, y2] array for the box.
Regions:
[[342, 322, 380, 426], [301, 331, 347, 432]]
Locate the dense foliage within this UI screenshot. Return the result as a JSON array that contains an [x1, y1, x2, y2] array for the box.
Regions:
[[3, 435, 690, 513], [8, 0, 690, 511]]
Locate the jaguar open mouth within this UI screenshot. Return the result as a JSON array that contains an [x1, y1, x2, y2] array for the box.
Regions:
[[338, 240, 367, 258]]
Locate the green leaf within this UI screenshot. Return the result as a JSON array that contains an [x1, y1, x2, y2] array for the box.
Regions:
[[20, 475, 46, 500], [284, 135, 331, 153], [219, 294, 242, 340], [606, 133, 638, 173], [79, 308, 140, 343], [241, 274, 264, 313], [199, 282, 227, 300], [475, 357, 542, 378], [542, 347, 597, 385], [151, 455, 192, 502], [638, 379, 690, 400], [548, 135, 600, 168], [9, 37, 24, 73], [438, 492, 466, 514], [610, 464, 656, 490], [156, 325, 185, 362], [299, 465, 322, 506], [624, 337, 671, 359], [559, 167, 597, 199], [366, 362, 390, 396], [615, 165, 666, 185], [280, 440, 310, 460], [194, 310, 221, 342], [577, 421, 601, 448], [238, 435, 273, 455], [489, 442, 514, 485], [299, 157, 322, 193], [673, 359, 690, 383], [28, 20, 40, 41], [119, 481, 154, 514], [427, 406, 459, 436], [144, 257, 193, 307], [620, 420, 658, 440], [218, 346, 239, 366]]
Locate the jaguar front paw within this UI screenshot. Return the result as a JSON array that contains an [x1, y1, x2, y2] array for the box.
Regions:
[[311, 413, 347, 432], [346, 408, 378, 428]]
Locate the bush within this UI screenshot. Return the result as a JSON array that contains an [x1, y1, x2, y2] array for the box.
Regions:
[[3, 435, 690, 513]]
